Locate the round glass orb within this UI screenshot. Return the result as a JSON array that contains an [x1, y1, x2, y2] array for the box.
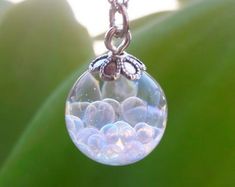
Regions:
[[65, 71, 167, 166]]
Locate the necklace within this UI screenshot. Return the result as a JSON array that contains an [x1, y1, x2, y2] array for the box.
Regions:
[[65, 0, 168, 166]]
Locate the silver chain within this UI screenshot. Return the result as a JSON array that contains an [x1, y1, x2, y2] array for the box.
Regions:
[[105, 0, 131, 55], [108, 0, 129, 11]]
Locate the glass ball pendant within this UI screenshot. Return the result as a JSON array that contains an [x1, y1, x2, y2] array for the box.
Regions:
[[65, 53, 167, 166]]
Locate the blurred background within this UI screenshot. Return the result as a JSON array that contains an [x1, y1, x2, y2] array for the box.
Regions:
[[0, 0, 234, 186]]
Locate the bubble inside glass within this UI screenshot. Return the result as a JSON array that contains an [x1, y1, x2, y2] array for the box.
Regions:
[[65, 71, 167, 166]]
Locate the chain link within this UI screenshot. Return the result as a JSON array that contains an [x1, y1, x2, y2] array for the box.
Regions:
[[108, 0, 129, 9], [109, 2, 129, 38], [105, 0, 131, 55]]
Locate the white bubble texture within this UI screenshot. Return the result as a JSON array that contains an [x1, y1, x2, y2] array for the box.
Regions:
[[65, 71, 167, 165]]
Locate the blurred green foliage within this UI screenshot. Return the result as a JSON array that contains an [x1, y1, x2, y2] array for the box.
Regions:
[[0, 0, 235, 186], [0, 0, 93, 166]]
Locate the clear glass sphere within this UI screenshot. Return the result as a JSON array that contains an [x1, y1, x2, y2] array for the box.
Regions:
[[65, 71, 167, 166]]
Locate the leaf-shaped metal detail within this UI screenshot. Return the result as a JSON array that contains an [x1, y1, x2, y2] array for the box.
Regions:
[[89, 53, 146, 81], [89, 54, 108, 72], [100, 57, 122, 81], [121, 57, 141, 80], [127, 54, 146, 71]]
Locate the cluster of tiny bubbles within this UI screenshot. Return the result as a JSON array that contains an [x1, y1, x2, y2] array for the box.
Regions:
[[65, 71, 167, 166]]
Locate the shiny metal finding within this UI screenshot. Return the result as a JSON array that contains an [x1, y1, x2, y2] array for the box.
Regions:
[[89, 0, 146, 81], [105, 27, 131, 55], [105, 0, 131, 55]]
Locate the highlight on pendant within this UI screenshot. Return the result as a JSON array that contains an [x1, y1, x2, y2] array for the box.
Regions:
[[65, 70, 167, 166]]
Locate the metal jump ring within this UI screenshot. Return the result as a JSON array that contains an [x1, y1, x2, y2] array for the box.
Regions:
[[105, 26, 131, 55]]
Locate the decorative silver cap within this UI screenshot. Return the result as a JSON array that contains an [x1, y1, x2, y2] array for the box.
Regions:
[[89, 52, 146, 81]]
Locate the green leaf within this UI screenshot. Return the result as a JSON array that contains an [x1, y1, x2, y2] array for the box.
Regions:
[[178, 0, 191, 4], [1, 0, 235, 186], [0, 0, 94, 166], [178, 0, 206, 8], [130, 11, 171, 31]]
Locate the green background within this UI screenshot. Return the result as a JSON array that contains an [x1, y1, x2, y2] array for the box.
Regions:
[[0, 0, 234, 186]]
